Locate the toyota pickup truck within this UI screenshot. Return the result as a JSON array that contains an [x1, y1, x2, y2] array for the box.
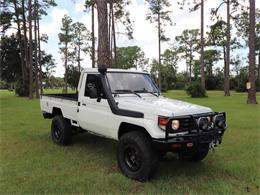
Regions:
[[40, 68, 227, 181]]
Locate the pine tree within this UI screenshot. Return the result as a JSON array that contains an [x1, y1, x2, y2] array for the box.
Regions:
[[58, 15, 73, 93], [146, 0, 173, 91]]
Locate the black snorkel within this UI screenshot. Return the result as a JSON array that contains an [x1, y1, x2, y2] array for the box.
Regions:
[[98, 67, 144, 118]]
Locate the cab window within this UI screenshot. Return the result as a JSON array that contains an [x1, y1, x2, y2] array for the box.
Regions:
[[84, 74, 105, 98]]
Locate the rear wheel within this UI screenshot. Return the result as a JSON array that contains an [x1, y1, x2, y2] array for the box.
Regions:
[[117, 131, 159, 182], [51, 115, 72, 146], [178, 144, 209, 162]]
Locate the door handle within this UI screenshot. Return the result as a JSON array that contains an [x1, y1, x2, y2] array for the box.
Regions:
[[82, 103, 86, 106]]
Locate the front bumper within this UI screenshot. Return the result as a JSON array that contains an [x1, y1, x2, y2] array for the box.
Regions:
[[152, 112, 226, 152]]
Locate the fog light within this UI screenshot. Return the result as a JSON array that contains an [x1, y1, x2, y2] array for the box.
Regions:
[[213, 115, 226, 128], [198, 117, 209, 130]]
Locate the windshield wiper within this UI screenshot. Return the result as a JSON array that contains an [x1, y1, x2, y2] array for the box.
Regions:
[[134, 89, 159, 97], [114, 89, 142, 98]]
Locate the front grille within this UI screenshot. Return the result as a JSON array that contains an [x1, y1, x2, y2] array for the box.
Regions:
[[179, 118, 196, 131], [168, 113, 216, 133]]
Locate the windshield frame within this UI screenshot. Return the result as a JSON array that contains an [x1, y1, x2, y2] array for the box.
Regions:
[[105, 71, 159, 94]]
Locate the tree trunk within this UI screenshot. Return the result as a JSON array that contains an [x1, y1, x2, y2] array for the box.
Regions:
[[224, 0, 230, 96], [21, 0, 29, 95], [13, 0, 26, 82], [64, 43, 68, 93], [96, 0, 110, 67], [108, 3, 112, 66], [247, 0, 257, 104], [37, 16, 43, 94], [34, 0, 39, 98], [22, 0, 28, 69], [111, 5, 117, 67], [158, 12, 162, 91], [28, 0, 33, 99], [257, 49, 260, 87], [91, 4, 95, 68], [189, 46, 192, 82], [223, 46, 227, 89], [200, 0, 205, 89], [78, 43, 81, 73]]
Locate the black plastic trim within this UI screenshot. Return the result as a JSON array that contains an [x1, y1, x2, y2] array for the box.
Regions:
[[42, 93, 78, 101]]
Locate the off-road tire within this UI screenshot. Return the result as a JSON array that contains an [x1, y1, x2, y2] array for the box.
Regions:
[[178, 144, 209, 162], [51, 115, 72, 146], [117, 131, 159, 182]]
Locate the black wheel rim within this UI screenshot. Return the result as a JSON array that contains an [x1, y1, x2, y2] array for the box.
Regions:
[[53, 124, 61, 140], [124, 146, 142, 171]]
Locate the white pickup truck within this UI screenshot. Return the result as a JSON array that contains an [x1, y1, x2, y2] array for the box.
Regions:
[[40, 68, 227, 181]]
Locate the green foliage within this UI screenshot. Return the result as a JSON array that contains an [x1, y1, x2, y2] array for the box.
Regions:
[[71, 22, 91, 63], [146, 0, 173, 41], [41, 51, 56, 88], [175, 29, 200, 78], [234, 67, 248, 92], [207, 21, 242, 50], [185, 82, 207, 97], [204, 49, 221, 75], [47, 76, 65, 89], [58, 15, 73, 54], [207, 21, 227, 47], [113, 46, 147, 69], [0, 35, 22, 83], [234, 9, 260, 49], [173, 72, 188, 89], [0, 9, 13, 33], [0, 80, 8, 89], [32, 0, 57, 20], [162, 49, 179, 70], [15, 78, 29, 97], [67, 65, 81, 90], [150, 56, 178, 92], [113, 0, 133, 39]]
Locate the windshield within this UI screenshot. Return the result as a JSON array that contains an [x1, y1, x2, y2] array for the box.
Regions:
[[106, 72, 159, 94]]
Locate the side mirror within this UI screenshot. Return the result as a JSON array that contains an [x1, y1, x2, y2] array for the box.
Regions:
[[89, 87, 98, 99]]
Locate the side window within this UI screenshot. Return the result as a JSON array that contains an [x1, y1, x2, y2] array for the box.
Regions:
[[84, 74, 106, 98]]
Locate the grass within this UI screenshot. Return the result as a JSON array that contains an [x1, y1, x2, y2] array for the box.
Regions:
[[0, 89, 259, 194]]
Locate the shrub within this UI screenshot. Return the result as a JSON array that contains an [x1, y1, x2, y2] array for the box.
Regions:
[[0, 80, 8, 89], [173, 81, 185, 89], [185, 82, 207, 98], [15, 79, 29, 97]]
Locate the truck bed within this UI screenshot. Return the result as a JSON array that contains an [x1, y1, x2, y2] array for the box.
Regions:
[[40, 93, 78, 122]]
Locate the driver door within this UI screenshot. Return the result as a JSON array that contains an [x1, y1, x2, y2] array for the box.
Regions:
[[78, 74, 112, 137]]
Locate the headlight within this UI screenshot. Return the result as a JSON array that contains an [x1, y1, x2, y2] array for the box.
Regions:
[[171, 120, 180, 130], [158, 117, 180, 131], [198, 117, 209, 130], [213, 114, 226, 128]]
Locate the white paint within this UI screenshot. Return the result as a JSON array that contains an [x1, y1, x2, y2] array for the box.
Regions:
[[40, 69, 213, 140]]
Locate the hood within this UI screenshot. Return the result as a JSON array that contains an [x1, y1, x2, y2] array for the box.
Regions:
[[115, 95, 212, 117]]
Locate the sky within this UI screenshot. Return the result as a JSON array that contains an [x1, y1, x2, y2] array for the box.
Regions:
[[39, 0, 259, 77]]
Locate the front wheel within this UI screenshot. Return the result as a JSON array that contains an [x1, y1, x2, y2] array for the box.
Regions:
[[117, 131, 159, 182], [178, 144, 209, 162]]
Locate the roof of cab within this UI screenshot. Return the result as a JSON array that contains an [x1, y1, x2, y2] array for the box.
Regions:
[[84, 68, 148, 74]]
